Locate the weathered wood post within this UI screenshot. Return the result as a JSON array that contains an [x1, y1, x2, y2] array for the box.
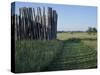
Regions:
[[52, 10, 58, 39], [42, 7, 46, 40], [47, 7, 52, 40]]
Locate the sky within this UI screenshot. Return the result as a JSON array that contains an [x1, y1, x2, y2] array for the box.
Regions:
[[13, 2, 97, 31]]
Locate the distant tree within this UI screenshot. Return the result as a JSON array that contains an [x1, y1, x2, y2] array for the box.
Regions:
[[87, 27, 97, 34], [87, 27, 92, 32], [92, 27, 97, 32]]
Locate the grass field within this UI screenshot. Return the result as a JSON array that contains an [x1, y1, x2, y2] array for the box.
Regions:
[[15, 32, 97, 73]]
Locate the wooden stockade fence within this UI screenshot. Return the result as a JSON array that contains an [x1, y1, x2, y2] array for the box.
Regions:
[[12, 7, 58, 40]]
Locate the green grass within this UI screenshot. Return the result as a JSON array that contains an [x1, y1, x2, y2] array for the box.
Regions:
[[15, 32, 97, 73], [57, 32, 97, 40], [15, 40, 62, 72], [46, 40, 97, 70]]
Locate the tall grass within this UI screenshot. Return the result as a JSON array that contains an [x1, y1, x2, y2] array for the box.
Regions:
[[15, 40, 62, 72]]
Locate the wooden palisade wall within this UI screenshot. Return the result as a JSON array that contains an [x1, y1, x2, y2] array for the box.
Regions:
[[12, 7, 58, 40]]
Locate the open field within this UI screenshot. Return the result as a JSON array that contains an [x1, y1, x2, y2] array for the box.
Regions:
[[15, 32, 97, 73], [57, 32, 97, 40]]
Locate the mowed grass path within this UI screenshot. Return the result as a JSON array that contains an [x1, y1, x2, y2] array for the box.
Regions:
[[15, 32, 97, 73], [45, 39, 97, 71]]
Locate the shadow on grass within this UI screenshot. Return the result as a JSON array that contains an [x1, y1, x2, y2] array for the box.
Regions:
[[64, 38, 81, 43]]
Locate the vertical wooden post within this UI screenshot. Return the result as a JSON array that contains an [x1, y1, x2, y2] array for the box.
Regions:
[[47, 7, 52, 40], [42, 7, 46, 40], [32, 8, 36, 39]]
